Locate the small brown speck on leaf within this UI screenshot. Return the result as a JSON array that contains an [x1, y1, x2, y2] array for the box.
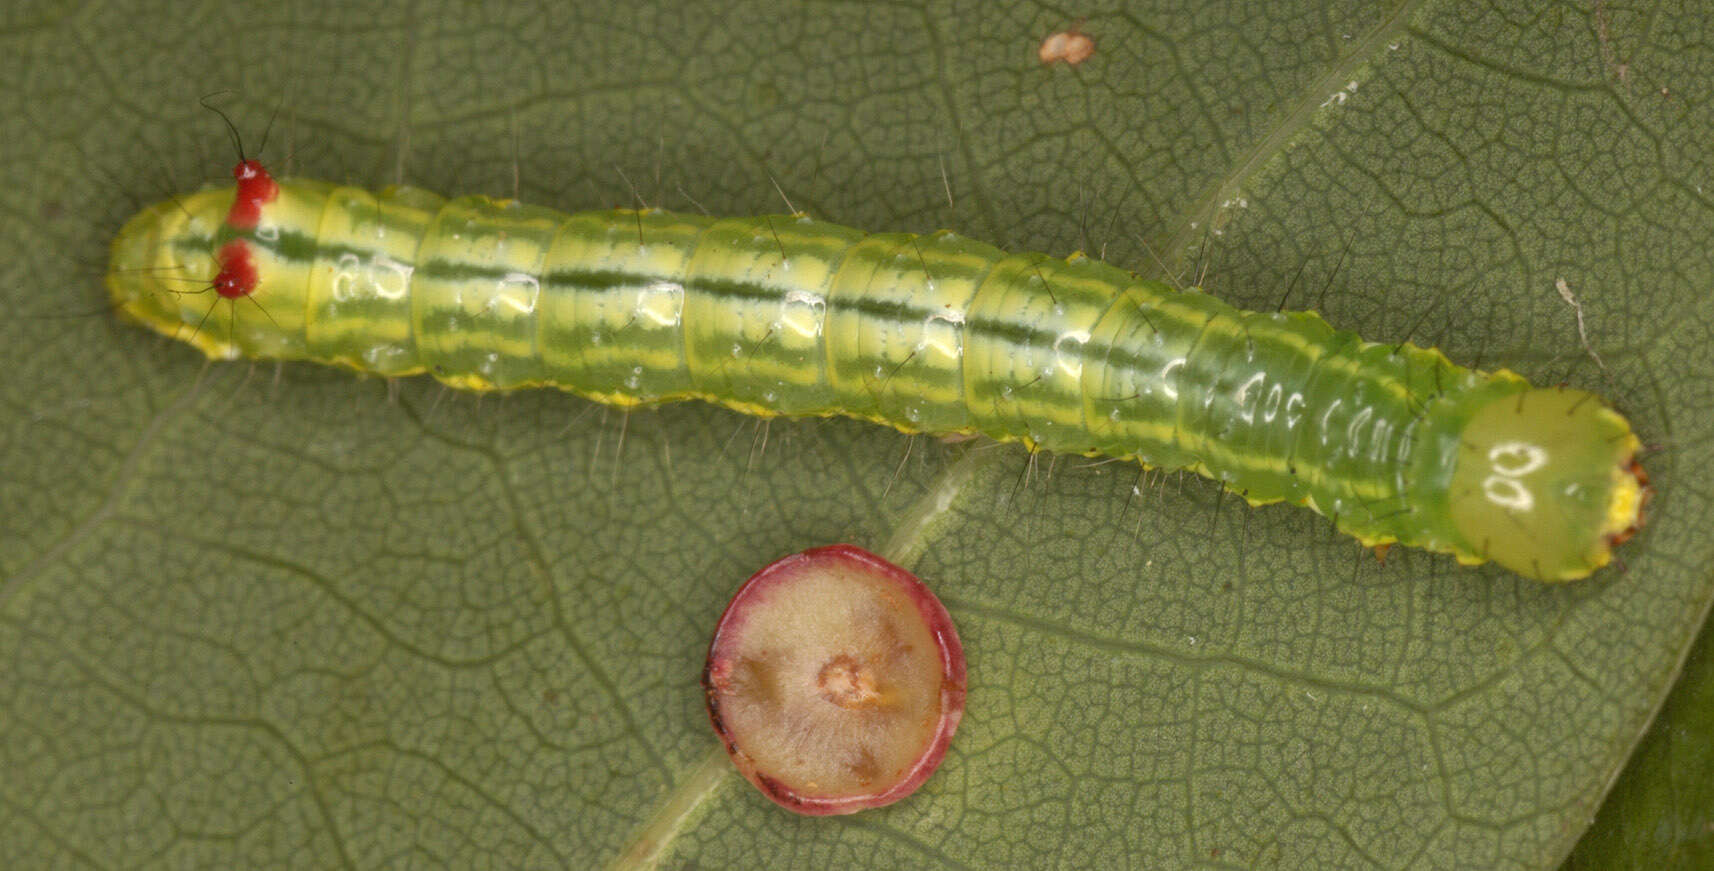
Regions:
[[1039, 22, 1096, 66]]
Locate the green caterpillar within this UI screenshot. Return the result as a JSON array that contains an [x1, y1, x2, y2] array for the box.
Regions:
[[106, 167, 1647, 581]]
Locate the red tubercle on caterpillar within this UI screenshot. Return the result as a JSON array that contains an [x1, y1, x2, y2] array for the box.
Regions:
[[225, 159, 278, 229], [209, 159, 277, 299], [213, 240, 259, 299]]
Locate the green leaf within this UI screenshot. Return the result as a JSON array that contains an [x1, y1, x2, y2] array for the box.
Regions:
[[1562, 611, 1714, 870], [2, 1, 1709, 868]]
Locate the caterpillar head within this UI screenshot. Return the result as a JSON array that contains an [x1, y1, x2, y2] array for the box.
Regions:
[[106, 187, 238, 355], [107, 164, 289, 361], [1447, 387, 1646, 581]]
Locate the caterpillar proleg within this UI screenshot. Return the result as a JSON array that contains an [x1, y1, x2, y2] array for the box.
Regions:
[[106, 163, 1647, 581]]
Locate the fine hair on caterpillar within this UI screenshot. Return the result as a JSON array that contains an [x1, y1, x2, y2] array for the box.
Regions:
[[105, 130, 1650, 582]]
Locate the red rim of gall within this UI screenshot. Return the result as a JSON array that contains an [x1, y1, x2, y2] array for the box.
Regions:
[[702, 544, 967, 815]]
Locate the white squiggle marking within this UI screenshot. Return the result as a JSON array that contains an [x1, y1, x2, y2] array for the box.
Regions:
[[1262, 383, 1284, 423], [331, 253, 413, 302], [489, 272, 540, 314], [1234, 372, 1266, 423], [1482, 441, 1550, 512], [1319, 398, 1344, 445], [1345, 407, 1374, 455], [1490, 441, 1548, 476], [919, 306, 965, 358], [1160, 358, 1186, 400], [634, 280, 683, 327], [1053, 330, 1090, 378], [779, 288, 824, 339]]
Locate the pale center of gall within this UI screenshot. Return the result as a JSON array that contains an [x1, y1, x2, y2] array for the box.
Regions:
[[816, 653, 882, 709]]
